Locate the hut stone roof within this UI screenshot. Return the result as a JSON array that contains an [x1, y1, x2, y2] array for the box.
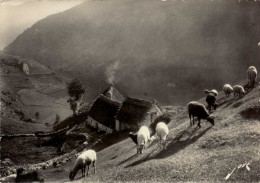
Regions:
[[102, 86, 125, 103], [115, 97, 153, 125], [88, 94, 121, 129]]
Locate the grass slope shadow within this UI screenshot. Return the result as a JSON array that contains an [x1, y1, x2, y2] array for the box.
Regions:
[[125, 125, 212, 168]]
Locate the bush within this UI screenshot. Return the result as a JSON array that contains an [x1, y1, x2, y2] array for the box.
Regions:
[[150, 112, 172, 135], [53, 162, 58, 167], [154, 112, 171, 124]]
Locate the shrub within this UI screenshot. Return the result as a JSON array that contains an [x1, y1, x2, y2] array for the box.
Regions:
[[150, 112, 171, 135], [154, 112, 171, 124]]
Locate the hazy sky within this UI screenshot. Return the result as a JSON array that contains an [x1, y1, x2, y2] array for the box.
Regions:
[[0, 0, 85, 50]]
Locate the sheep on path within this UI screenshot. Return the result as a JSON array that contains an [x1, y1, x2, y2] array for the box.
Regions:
[[233, 85, 245, 98], [223, 84, 233, 98], [69, 149, 96, 180], [136, 126, 150, 154], [187, 101, 214, 128], [247, 66, 257, 88]]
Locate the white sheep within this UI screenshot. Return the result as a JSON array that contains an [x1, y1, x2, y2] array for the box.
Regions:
[[156, 122, 169, 148], [211, 89, 218, 96], [204, 89, 218, 96], [69, 149, 97, 180], [233, 85, 245, 98], [223, 84, 233, 98], [247, 66, 257, 88], [137, 126, 150, 154]]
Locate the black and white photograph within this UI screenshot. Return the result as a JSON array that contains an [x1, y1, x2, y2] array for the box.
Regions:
[[0, 0, 260, 182]]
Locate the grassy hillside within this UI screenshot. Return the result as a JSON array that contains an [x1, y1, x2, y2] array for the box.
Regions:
[[0, 52, 78, 170], [0, 52, 72, 133], [39, 80, 260, 182], [4, 0, 260, 105]]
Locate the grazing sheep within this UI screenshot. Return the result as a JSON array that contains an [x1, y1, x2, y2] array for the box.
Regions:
[[223, 84, 233, 98], [136, 126, 150, 154], [69, 149, 97, 180], [156, 122, 169, 148], [211, 89, 218, 96], [247, 66, 257, 88], [187, 101, 214, 128], [15, 168, 44, 182], [206, 93, 217, 112], [204, 89, 218, 96], [129, 132, 137, 144], [233, 85, 245, 98]]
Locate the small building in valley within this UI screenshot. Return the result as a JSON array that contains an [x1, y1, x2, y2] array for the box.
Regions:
[[22, 62, 30, 75]]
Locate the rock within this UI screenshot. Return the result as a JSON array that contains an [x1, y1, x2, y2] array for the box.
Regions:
[[2, 158, 15, 166], [53, 162, 58, 167], [83, 141, 88, 146], [220, 142, 226, 146]]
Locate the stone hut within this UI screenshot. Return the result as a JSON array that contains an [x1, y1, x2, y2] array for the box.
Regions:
[[86, 86, 125, 133], [115, 97, 162, 132]]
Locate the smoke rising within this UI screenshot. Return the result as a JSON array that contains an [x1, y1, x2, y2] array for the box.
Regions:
[[105, 60, 120, 85]]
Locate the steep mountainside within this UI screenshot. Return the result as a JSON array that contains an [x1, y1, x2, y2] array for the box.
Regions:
[[0, 51, 72, 134], [39, 79, 260, 182], [0, 52, 76, 169], [5, 0, 260, 105]]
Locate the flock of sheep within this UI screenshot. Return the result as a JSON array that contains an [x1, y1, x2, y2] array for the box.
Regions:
[[1, 66, 258, 182], [188, 65, 258, 128]]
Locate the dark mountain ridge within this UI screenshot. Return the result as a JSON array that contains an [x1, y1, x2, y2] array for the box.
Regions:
[[4, 0, 260, 105]]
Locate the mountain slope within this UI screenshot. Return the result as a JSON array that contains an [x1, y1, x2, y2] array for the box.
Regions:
[[39, 79, 260, 182], [4, 0, 260, 105], [0, 52, 76, 170], [0, 51, 72, 134]]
